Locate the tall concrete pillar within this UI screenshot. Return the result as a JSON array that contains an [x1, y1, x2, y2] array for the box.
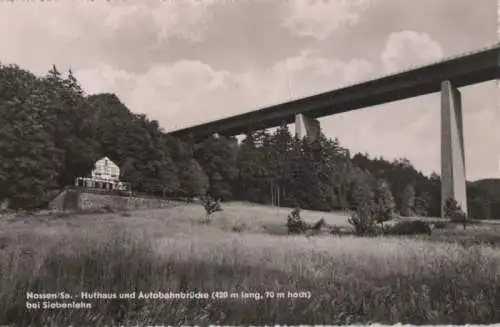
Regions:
[[295, 113, 321, 143], [441, 80, 467, 217]]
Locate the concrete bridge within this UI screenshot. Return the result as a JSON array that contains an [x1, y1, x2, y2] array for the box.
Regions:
[[169, 43, 500, 217]]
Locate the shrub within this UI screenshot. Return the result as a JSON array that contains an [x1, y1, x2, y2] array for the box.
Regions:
[[312, 218, 326, 231], [347, 203, 376, 236], [329, 225, 351, 236], [102, 204, 115, 213], [286, 208, 307, 234], [388, 220, 432, 236], [433, 221, 448, 229], [305, 218, 327, 237], [232, 223, 246, 233], [201, 194, 222, 224], [443, 197, 467, 230]]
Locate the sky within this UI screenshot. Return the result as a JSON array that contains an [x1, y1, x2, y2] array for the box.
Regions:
[[1, 0, 499, 181]]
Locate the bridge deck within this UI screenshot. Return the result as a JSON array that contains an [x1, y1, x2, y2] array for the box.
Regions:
[[169, 44, 500, 141]]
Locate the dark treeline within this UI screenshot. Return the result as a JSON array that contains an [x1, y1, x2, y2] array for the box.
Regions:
[[0, 63, 498, 219]]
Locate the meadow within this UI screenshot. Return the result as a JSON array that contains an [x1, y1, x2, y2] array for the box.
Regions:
[[1, 202, 500, 325]]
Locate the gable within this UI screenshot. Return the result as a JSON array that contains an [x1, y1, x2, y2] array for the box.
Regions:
[[90, 156, 121, 180], [95, 157, 119, 169]]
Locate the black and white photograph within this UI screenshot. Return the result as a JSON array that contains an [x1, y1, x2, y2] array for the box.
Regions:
[[1, 0, 500, 325]]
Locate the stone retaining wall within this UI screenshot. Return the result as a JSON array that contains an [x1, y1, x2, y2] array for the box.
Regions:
[[78, 192, 177, 211], [48, 189, 179, 212], [48, 189, 75, 211]]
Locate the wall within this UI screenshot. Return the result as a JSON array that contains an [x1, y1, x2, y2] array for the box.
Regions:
[[79, 192, 178, 211], [48, 189, 71, 211], [49, 189, 180, 212]]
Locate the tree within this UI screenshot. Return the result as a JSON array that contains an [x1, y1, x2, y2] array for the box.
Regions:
[[414, 192, 430, 217], [195, 135, 238, 201], [443, 197, 467, 229], [287, 138, 332, 211], [373, 179, 396, 227], [40, 66, 102, 187], [3, 61, 498, 219], [345, 168, 377, 235], [347, 168, 374, 210], [348, 201, 376, 236], [426, 173, 442, 217], [468, 197, 491, 220], [0, 66, 64, 209], [178, 159, 209, 197], [401, 184, 416, 217], [201, 194, 222, 224], [287, 207, 307, 234], [233, 132, 269, 202], [120, 158, 144, 190], [265, 124, 293, 205]]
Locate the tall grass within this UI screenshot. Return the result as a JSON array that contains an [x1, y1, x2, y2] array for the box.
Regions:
[[1, 207, 500, 325]]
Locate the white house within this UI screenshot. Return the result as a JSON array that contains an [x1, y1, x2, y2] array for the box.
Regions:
[[74, 157, 130, 191], [91, 157, 120, 181]]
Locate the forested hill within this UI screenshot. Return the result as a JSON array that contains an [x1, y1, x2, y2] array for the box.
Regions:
[[469, 179, 500, 219], [471, 179, 500, 195], [0, 63, 498, 219]]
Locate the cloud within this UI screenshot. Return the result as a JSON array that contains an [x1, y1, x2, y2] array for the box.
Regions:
[[76, 60, 232, 129], [103, 1, 217, 44], [0, 1, 216, 75], [74, 39, 495, 181], [75, 48, 375, 130], [381, 31, 444, 72], [281, 49, 375, 103], [285, 49, 374, 86], [283, 0, 370, 40], [1, 0, 496, 180], [75, 64, 134, 96]]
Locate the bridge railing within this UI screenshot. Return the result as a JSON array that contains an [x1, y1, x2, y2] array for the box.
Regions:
[[265, 43, 500, 109], [334, 42, 500, 92]]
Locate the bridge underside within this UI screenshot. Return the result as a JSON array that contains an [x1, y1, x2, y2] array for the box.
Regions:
[[170, 45, 500, 217], [170, 46, 500, 142], [194, 80, 470, 218], [295, 79, 470, 217]]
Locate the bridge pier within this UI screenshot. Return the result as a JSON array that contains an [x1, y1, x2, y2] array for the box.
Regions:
[[295, 113, 321, 143], [441, 80, 467, 217]]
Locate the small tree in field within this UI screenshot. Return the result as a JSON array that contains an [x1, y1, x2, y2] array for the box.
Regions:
[[443, 197, 467, 230], [287, 207, 307, 234], [348, 202, 376, 236], [201, 194, 222, 224], [373, 179, 395, 229], [347, 177, 376, 236]]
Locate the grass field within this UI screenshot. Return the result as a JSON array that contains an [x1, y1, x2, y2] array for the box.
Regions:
[[1, 201, 500, 325]]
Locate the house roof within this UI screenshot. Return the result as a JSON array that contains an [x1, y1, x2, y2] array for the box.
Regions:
[[96, 156, 118, 165]]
